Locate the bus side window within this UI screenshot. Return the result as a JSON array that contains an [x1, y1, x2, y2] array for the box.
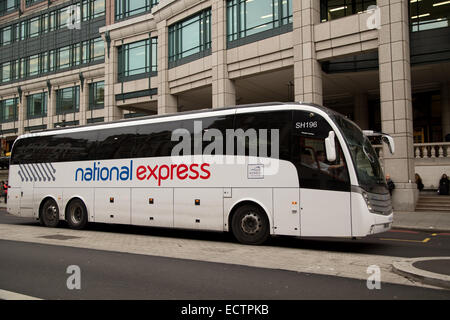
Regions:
[[292, 110, 350, 192]]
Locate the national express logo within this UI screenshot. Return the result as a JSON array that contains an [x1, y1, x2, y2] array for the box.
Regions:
[[75, 161, 211, 186]]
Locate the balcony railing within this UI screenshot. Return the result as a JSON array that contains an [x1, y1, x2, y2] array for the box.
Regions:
[[373, 142, 450, 160]]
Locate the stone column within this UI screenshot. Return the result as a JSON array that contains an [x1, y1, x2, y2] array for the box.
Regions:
[[354, 93, 369, 130], [293, 0, 322, 104], [79, 80, 89, 125], [211, 0, 236, 108], [17, 91, 26, 136], [47, 87, 57, 129], [378, 0, 417, 210], [104, 39, 123, 122], [157, 20, 177, 115], [441, 82, 450, 140]]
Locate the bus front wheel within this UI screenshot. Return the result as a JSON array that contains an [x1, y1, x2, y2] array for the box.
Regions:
[[40, 198, 60, 228], [231, 204, 270, 245], [66, 199, 88, 230]]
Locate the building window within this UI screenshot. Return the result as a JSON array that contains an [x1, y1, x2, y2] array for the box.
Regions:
[[28, 16, 41, 38], [0, 38, 103, 83], [320, 0, 376, 22], [410, 0, 450, 32], [25, 0, 46, 6], [115, 0, 159, 21], [0, 0, 19, 16], [27, 92, 47, 118], [118, 37, 157, 81], [226, 0, 292, 43], [1, 62, 11, 83], [56, 86, 80, 114], [83, 0, 106, 21], [89, 81, 105, 110], [0, 98, 18, 123], [0, 25, 13, 45], [168, 9, 211, 66]]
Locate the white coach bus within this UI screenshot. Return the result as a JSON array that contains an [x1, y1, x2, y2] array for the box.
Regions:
[[7, 103, 394, 244]]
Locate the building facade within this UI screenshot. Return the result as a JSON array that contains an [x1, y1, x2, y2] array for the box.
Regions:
[[0, 0, 449, 210]]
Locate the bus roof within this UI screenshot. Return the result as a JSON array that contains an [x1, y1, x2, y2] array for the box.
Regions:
[[16, 101, 338, 139]]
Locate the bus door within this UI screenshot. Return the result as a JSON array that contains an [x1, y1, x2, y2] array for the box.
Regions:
[[18, 165, 34, 216], [292, 110, 352, 237]]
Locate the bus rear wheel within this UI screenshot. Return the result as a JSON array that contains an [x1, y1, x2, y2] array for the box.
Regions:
[[40, 198, 60, 228], [66, 199, 88, 230], [231, 204, 269, 245]]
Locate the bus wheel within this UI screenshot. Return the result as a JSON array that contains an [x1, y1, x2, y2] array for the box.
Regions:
[[40, 198, 60, 228], [231, 204, 269, 245], [66, 199, 88, 230]]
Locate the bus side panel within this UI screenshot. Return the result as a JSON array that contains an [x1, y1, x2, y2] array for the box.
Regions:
[[351, 192, 375, 237], [33, 188, 63, 219], [7, 188, 21, 216], [224, 188, 273, 233], [62, 188, 95, 222], [273, 188, 300, 236], [300, 189, 351, 237], [94, 188, 131, 224], [174, 188, 223, 231], [131, 188, 174, 228]]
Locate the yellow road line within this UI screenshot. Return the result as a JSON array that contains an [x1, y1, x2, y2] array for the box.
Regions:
[[379, 237, 431, 243]]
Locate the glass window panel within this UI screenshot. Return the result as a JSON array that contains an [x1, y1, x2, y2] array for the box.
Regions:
[[128, 0, 147, 16], [92, 38, 105, 61], [93, 0, 105, 18], [29, 55, 39, 76], [2, 62, 11, 82], [29, 17, 40, 38], [58, 46, 71, 69], [2, 26, 12, 45]]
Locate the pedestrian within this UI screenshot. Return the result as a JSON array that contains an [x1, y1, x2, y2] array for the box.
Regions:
[[415, 173, 424, 191], [386, 174, 395, 196], [2, 180, 7, 204], [0, 181, 4, 203], [438, 174, 449, 195]]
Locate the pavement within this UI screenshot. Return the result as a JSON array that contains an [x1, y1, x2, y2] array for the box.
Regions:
[[1, 201, 449, 291]]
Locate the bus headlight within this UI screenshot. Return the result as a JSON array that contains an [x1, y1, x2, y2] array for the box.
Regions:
[[362, 191, 375, 213]]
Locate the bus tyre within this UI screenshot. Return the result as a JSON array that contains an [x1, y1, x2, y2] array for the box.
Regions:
[[231, 204, 269, 245], [40, 198, 60, 228], [66, 199, 88, 230]]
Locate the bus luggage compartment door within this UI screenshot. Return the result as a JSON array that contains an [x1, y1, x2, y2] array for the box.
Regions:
[[94, 188, 131, 224], [131, 188, 173, 228], [273, 188, 300, 236], [174, 188, 223, 231]]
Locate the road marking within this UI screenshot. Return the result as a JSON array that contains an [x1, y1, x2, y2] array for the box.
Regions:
[[388, 229, 420, 234], [0, 289, 42, 300], [379, 238, 431, 243]]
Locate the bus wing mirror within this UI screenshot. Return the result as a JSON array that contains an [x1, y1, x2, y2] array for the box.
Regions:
[[325, 131, 336, 162], [382, 135, 395, 155], [363, 130, 395, 155]]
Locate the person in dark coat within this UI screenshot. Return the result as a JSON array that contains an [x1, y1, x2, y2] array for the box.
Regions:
[[415, 173, 424, 191], [386, 174, 395, 196], [439, 174, 450, 195]]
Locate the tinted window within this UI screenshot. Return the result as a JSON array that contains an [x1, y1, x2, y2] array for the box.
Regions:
[[133, 121, 181, 158], [94, 126, 137, 160], [182, 115, 234, 155], [291, 110, 350, 191], [234, 111, 291, 160]]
